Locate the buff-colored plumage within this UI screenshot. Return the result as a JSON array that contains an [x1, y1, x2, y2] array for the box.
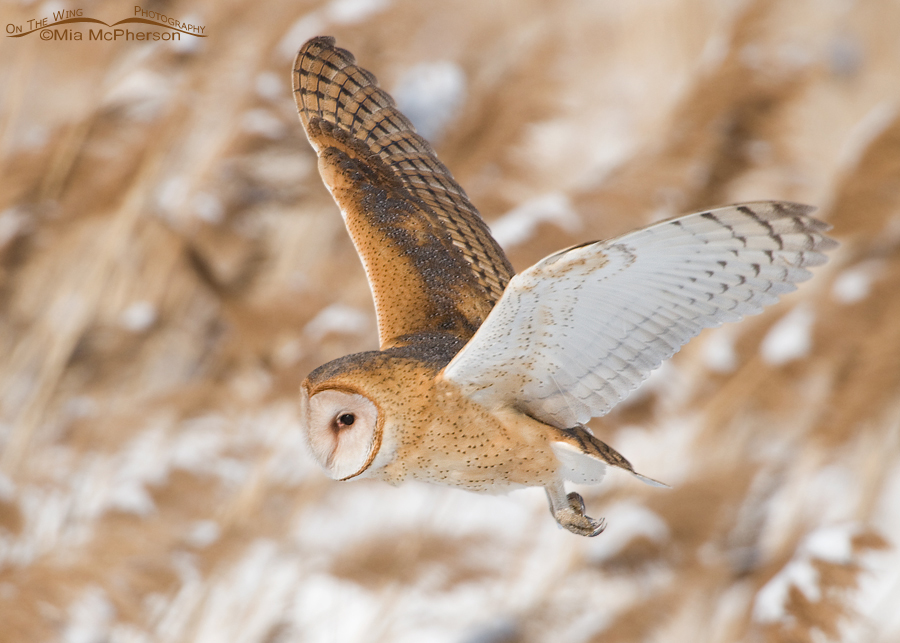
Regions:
[[293, 37, 837, 536], [293, 38, 513, 347]]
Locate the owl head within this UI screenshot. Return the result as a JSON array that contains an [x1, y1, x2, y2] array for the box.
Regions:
[[300, 349, 440, 481], [300, 352, 386, 481]]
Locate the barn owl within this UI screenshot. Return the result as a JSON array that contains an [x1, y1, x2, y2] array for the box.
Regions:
[[292, 36, 836, 536]]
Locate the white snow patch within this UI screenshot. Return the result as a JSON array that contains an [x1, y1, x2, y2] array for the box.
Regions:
[[741, 42, 812, 72], [228, 366, 273, 403], [278, 14, 327, 59], [760, 305, 815, 366], [20, 124, 49, 150], [278, 1, 390, 59], [745, 139, 773, 165], [524, 112, 636, 188], [0, 473, 14, 501], [193, 540, 303, 642], [120, 300, 157, 332], [191, 192, 224, 224], [154, 553, 205, 640], [754, 556, 820, 622], [291, 573, 383, 643], [155, 176, 189, 216], [585, 501, 669, 562], [776, 43, 814, 70], [117, 424, 171, 490], [63, 396, 96, 420], [292, 481, 532, 559], [109, 623, 153, 643], [242, 403, 315, 486], [244, 152, 314, 188], [846, 461, 900, 642], [804, 524, 856, 564], [241, 108, 286, 139], [758, 463, 860, 565], [186, 520, 221, 548], [255, 71, 283, 101], [175, 432, 247, 485], [702, 326, 739, 373], [62, 586, 115, 643], [805, 465, 862, 526], [284, 543, 556, 643], [699, 27, 731, 70], [753, 523, 860, 624], [39, 1, 66, 24], [272, 335, 304, 368], [45, 426, 172, 521], [393, 62, 466, 143], [831, 260, 884, 304], [168, 14, 205, 54], [325, 0, 390, 24], [490, 193, 582, 248], [102, 69, 172, 120], [0, 208, 29, 247], [4, 487, 65, 566], [108, 482, 155, 516], [614, 414, 699, 487], [169, 415, 230, 474], [304, 303, 370, 341]]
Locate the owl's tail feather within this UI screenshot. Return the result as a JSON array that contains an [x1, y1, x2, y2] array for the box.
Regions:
[[551, 426, 670, 488], [632, 471, 671, 488]]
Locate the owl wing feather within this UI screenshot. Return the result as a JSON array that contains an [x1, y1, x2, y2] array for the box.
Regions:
[[293, 37, 515, 348], [442, 202, 837, 428]]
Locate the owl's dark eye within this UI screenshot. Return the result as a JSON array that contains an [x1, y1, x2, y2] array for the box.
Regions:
[[337, 413, 355, 427]]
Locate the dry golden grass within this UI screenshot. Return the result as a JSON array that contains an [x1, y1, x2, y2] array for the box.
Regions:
[[1, 0, 899, 641]]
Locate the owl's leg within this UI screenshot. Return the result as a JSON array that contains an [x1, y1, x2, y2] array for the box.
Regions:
[[545, 481, 606, 537]]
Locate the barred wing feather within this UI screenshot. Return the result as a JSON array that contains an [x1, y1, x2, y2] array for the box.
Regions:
[[442, 202, 836, 428], [293, 37, 514, 347]]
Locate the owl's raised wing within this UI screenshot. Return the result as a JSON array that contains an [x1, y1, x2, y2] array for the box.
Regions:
[[442, 202, 836, 428], [293, 37, 514, 349]]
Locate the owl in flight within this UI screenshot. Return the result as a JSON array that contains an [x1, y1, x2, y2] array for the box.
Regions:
[[292, 37, 836, 536]]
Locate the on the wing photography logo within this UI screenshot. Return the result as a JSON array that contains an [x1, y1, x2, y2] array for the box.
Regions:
[[6, 5, 207, 41]]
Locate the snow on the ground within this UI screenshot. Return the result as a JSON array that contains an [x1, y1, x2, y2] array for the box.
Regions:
[[832, 260, 884, 304], [393, 62, 467, 143], [278, 0, 391, 59], [303, 303, 371, 341], [119, 301, 158, 333], [760, 304, 815, 366], [585, 500, 670, 562], [753, 523, 860, 623], [490, 193, 581, 248], [702, 326, 739, 373]]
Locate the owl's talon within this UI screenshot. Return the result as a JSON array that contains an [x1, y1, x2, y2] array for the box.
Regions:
[[553, 506, 606, 537], [567, 491, 586, 514], [547, 488, 607, 536]]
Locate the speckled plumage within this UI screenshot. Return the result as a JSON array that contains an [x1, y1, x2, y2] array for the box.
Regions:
[[293, 37, 837, 536]]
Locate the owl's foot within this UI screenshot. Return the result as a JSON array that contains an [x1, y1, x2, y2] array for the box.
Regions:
[[545, 486, 607, 537]]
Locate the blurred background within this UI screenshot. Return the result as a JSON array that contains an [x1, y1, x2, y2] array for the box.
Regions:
[[2, 0, 900, 641]]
